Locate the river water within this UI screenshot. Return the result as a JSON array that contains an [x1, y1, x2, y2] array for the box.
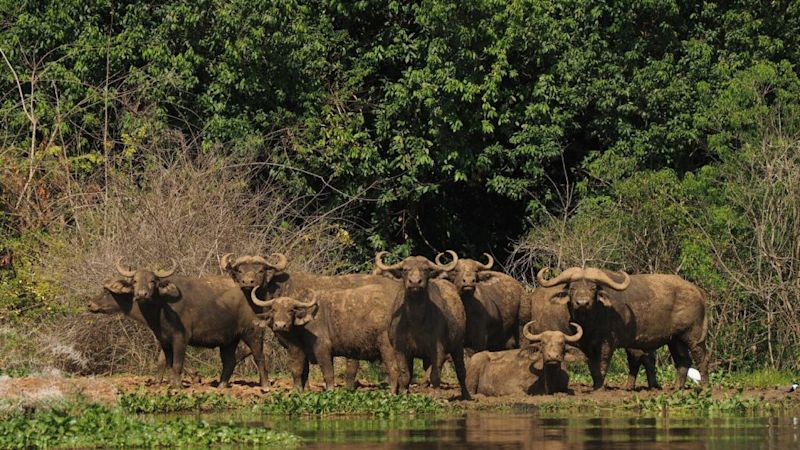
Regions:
[[211, 408, 800, 449]]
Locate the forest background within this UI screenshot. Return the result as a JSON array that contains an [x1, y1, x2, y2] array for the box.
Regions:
[[1, 0, 798, 376]]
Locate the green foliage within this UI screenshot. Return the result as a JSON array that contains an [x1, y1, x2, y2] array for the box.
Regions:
[[256, 389, 443, 417], [625, 388, 777, 415], [119, 389, 244, 413], [0, 402, 299, 449]]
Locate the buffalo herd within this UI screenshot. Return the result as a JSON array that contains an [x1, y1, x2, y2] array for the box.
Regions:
[[87, 251, 709, 399]]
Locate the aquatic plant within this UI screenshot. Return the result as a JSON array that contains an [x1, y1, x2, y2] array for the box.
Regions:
[[256, 389, 444, 417], [0, 402, 299, 449]]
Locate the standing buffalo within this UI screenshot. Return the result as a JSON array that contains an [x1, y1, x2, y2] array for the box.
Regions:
[[537, 267, 708, 389], [375, 251, 471, 400], [466, 322, 582, 396], [88, 259, 268, 388], [250, 285, 397, 391], [221, 252, 401, 388], [525, 284, 661, 390], [436, 253, 525, 352]]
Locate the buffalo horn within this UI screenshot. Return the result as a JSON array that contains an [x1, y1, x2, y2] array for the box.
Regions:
[[220, 253, 235, 272], [115, 258, 136, 278], [522, 321, 543, 343], [431, 250, 459, 271], [536, 267, 583, 287], [250, 287, 275, 307], [583, 267, 631, 291], [565, 322, 584, 343], [375, 251, 404, 272], [476, 253, 494, 271], [291, 294, 318, 309], [153, 259, 177, 278], [267, 252, 288, 271]]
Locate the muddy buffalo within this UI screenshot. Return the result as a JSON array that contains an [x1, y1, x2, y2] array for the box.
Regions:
[[222, 252, 401, 386], [88, 259, 268, 388], [436, 253, 525, 353], [466, 322, 582, 397], [375, 251, 471, 399], [251, 285, 397, 391], [525, 284, 661, 390], [537, 267, 708, 389]]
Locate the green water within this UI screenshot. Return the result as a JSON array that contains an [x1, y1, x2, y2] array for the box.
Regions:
[[195, 409, 800, 449]]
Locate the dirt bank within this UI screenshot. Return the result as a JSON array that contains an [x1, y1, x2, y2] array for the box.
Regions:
[[2, 373, 798, 410]]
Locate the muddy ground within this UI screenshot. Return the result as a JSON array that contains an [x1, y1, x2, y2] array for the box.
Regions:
[[1, 373, 797, 410]]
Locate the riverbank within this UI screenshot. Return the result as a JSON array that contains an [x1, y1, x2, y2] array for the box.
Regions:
[[2, 372, 799, 413]]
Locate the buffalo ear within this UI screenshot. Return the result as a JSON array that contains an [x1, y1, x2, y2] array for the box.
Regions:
[[565, 345, 586, 363], [597, 290, 612, 307], [477, 272, 494, 282], [435, 271, 454, 281], [157, 281, 181, 299], [256, 311, 274, 328], [293, 303, 319, 326], [548, 292, 570, 305], [104, 279, 132, 294]]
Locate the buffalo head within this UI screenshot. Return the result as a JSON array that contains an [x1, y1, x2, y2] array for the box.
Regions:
[[374, 251, 459, 294], [104, 258, 179, 303], [250, 289, 318, 332], [435, 253, 494, 295], [221, 253, 288, 289], [523, 321, 583, 365], [537, 267, 630, 311], [87, 281, 134, 314]]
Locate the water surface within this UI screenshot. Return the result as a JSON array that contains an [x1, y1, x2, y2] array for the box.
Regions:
[[205, 409, 800, 449]]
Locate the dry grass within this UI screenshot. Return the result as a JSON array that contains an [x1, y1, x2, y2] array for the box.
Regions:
[[4, 136, 352, 376]]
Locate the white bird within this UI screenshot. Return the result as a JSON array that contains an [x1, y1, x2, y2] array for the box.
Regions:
[[687, 367, 702, 384]]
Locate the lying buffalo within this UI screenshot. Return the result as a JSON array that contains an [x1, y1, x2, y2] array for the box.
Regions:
[[525, 284, 661, 390], [88, 259, 268, 388], [436, 253, 525, 352], [251, 285, 397, 391], [375, 251, 471, 399], [221, 252, 401, 388], [466, 322, 582, 396], [537, 267, 708, 389]]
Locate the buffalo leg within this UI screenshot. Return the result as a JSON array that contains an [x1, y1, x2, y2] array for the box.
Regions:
[[169, 337, 186, 389], [156, 350, 167, 384], [287, 345, 308, 391], [450, 346, 471, 400], [378, 337, 398, 390], [393, 350, 411, 394], [241, 328, 269, 387], [314, 344, 335, 390], [668, 339, 691, 389], [344, 359, 360, 390], [585, 347, 606, 390], [642, 352, 661, 389], [625, 349, 642, 391], [218, 342, 237, 388], [428, 343, 444, 388], [688, 340, 709, 387]]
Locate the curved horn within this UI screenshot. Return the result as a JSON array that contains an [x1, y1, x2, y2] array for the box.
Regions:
[[115, 258, 136, 278], [375, 251, 404, 272], [565, 322, 584, 343], [291, 294, 318, 309], [267, 252, 288, 271], [434, 253, 445, 266], [536, 267, 583, 287], [432, 250, 459, 271], [522, 321, 543, 343], [583, 268, 631, 291], [153, 259, 177, 278], [476, 253, 494, 271], [250, 287, 275, 307], [220, 253, 235, 272]]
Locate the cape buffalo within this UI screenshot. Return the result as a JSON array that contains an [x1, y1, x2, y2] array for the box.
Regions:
[[375, 251, 471, 400], [436, 253, 525, 353], [537, 267, 708, 389], [466, 322, 582, 396], [525, 284, 661, 390], [88, 259, 268, 388], [221, 252, 401, 388], [250, 285, 397, 391]]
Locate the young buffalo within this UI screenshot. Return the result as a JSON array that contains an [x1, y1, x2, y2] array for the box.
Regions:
[[251, 285, 397, 391]]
